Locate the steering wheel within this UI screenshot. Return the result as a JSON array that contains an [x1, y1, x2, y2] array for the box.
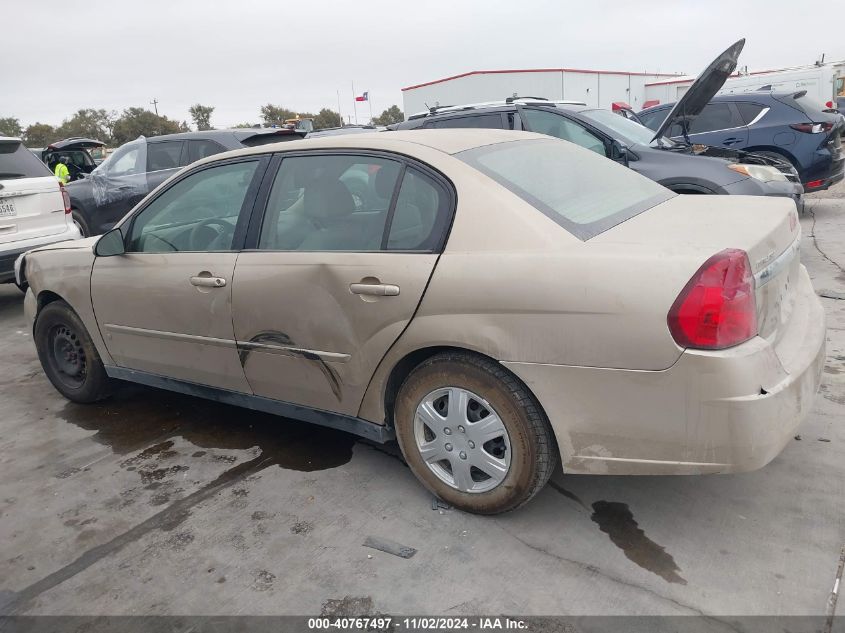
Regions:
[[188, 217, 235, 251]]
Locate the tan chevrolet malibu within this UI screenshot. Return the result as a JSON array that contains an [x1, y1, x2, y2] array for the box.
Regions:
[[16, 129, 826, 514]]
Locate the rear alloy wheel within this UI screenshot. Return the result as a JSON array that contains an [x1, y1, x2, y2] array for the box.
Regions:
[[34, 300, 112, 403], [70, 210, 89, 237], [394, 352, 557, 514]]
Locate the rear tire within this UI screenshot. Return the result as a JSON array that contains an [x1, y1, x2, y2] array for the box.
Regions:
[[34, 300, 112, 403], [394, 352, 557, 514], [70, 210, 90, 237]]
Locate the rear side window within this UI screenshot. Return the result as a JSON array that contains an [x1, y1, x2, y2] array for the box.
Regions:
[[736, 102, 766, 125], [185, 139, 226, 164], [0, 141, 51, 179], [424, 114, 504, 129], [387, 167, 451, 251], [688, 103, 742, 133], [147, 141, 184, 172], [457, 138, 674, 240]]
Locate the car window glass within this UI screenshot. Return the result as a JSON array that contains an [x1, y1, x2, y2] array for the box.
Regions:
[[387, 167, 450, 251], [147, 141, 184, 172], [637, 109, 668, 131], [458, 138, 673, 240], [0, 141, 51, 179], [106, 143, 142, 176], [127, 161, 258, 253], [688, 103, 739, 133], [186, 139, 227, 164], [522, 109, 607, 156], [257, 154, 401, 251], [425, 114, 504, 129], [736, 102, 765, 124], [507, 112, 522, 130]]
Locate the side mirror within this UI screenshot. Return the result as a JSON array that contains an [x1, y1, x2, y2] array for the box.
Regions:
[[94, 228, 126, 257], [610, 140, 631, 166]]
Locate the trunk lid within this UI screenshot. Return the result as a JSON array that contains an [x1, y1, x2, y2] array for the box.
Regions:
[[595, 194, 801, 346], [652, 39, 745, 142], [0, 176, 67, 245]]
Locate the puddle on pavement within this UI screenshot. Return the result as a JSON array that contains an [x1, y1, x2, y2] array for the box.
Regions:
[[58, 385, 355, 471], [590, 500, 687, 585]]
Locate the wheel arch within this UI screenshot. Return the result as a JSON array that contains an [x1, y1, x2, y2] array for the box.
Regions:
[[743, 145, 799, 167], [376, 345, 557, 451]]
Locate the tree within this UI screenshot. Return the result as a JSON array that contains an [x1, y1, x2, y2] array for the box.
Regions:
[[189, 104, 214, 131], [260, 104, 298, 127], [371, 105, 404, 126], [111, 108, 181, 145], [233, 122, 259, 129], [0, 117, 22, 137], [22, 123, 57, 147], [312, 108, 342, 130], [56, 108, 115, 143]]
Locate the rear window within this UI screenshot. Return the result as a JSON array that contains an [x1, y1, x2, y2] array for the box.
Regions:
[[457, 138, 674, 240], [0, 141, 52, 179]]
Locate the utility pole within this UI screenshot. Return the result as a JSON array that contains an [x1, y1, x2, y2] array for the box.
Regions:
[[337, 90, 343, 127], [150, 99, 159, 116]]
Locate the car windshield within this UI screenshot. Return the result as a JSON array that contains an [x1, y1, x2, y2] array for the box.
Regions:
[[578, 109, 678, 148], [457, 138, 674, 240]]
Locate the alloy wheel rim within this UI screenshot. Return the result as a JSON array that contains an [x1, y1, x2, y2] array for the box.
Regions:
[[48, 324, 87, 389], [413, 387, 511, 493]]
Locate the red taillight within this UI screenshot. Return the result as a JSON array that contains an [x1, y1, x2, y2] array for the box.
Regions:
[[790, 122, 833, 134], [805, 179, 825, 189], [826, 101, 834, 108], [59, 183, 71, 214], [667, 249, 757, 350]]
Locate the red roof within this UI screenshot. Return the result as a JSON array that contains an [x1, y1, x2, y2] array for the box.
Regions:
[[402, 68, 682, 92]]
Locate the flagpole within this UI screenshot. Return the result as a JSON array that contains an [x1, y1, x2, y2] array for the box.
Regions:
[[351, 80, 358, 125], [368, 95, 373, 124]]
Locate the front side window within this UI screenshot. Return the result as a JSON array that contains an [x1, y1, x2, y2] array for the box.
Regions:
[[522, 109, 606, 155], [127, 160, 258, 253], [458, 138, 674, 240]]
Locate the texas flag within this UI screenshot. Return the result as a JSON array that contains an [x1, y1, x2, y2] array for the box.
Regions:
[[355, 91, 369, 102]]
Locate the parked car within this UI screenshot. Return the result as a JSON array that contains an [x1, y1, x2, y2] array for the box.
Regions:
[[0, 137, 81, 284], [638, 91, 845, 192], [18, 130, 824, 514], [391, 40, 804, 208], [65, 128, 306, 237], [30, 138, 106, 183]]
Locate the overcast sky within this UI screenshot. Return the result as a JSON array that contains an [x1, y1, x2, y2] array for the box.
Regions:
[[3, 0, 842, 128]]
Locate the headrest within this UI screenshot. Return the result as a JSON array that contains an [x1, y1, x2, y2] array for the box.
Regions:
[[303, 181, 355, 221], [374, 166, 396, 199]]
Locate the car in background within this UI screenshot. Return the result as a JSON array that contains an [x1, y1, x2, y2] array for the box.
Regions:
[[18, 130, 824, 514], [30, 138, 106, 183], [65, 128, 306, 237], [0, 137, 81, 285], [638, 91, 844, 192], [391, 40, 803, 209]]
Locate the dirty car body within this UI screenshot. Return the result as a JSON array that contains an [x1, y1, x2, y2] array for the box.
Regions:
[[18, 130, 826, 513]]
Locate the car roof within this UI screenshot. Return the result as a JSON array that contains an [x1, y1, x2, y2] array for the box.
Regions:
[[191, 129, 550, 167], [142, 128, 303, 142], [640, 91, 798, 112]]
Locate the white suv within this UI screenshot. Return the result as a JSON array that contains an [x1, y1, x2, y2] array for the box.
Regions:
[[0, 137, 81, 285]]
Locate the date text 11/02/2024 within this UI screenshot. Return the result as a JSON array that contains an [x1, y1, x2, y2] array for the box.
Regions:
[[307, 617, 529, 630]]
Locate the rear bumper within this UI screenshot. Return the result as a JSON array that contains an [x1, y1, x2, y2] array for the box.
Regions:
[[503, 265, 826, 475], [0, 225, 82, 283]]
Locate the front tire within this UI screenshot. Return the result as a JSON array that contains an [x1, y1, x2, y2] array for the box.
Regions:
[[394, 352, 557, 514], [34, 300, 112, 403]]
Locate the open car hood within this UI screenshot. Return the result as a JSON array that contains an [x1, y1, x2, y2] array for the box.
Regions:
[[651, 38, 745, 143], [48, 138, 106, 151]]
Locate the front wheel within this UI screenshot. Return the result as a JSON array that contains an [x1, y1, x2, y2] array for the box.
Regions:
[[394, 352, 557, 514], [34, 300, 112, 403]]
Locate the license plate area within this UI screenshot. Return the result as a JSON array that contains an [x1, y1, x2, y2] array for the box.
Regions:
[[0, 201, 17, 217]]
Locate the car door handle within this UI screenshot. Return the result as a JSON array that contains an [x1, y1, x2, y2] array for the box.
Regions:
[[722, 137, 742, 145], [190, 274, 227, 288], [349, 282, 400, 296]]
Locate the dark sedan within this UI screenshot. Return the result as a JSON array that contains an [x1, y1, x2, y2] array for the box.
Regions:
[[66, 128, 305, 236], [638, 91, 845, 192]]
